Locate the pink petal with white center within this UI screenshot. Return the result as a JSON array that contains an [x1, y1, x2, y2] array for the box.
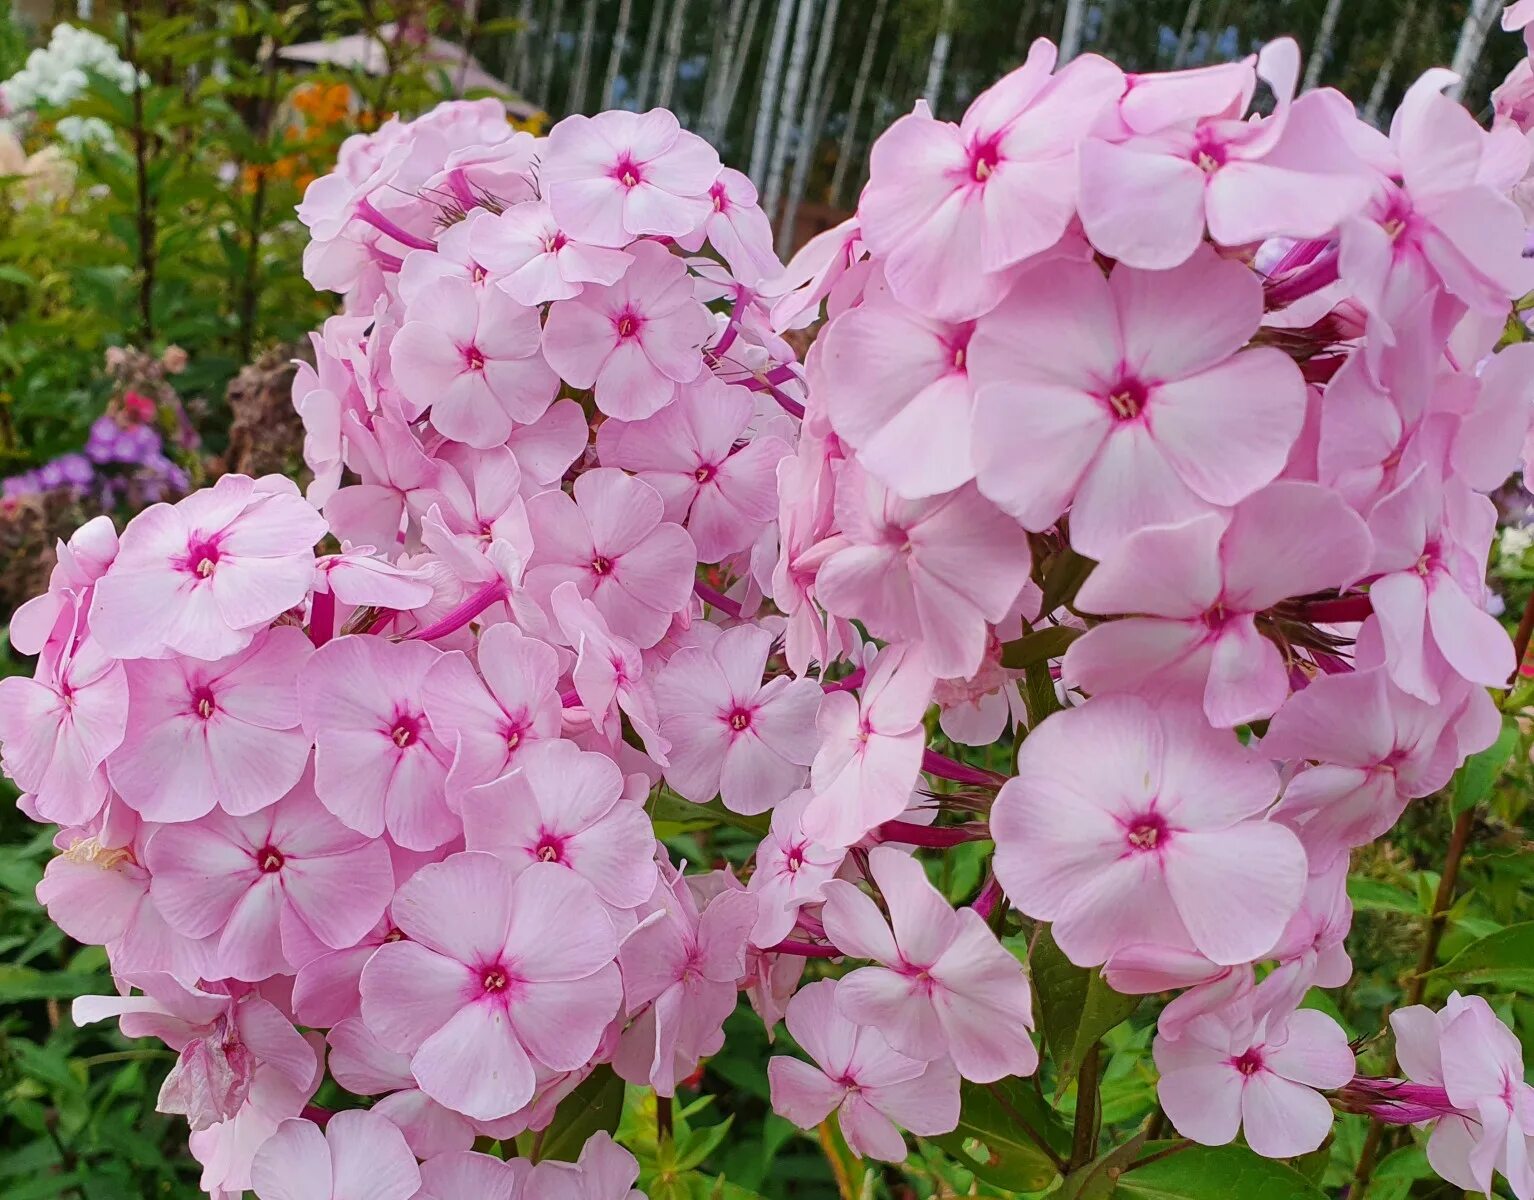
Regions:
[[360, 940, 477, 1051], [1240, 1071, 1337, 1158], [1163, 825, 1307, 965]]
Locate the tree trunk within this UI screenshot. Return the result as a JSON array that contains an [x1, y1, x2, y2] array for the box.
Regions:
[[750, 0, 798, 186], [923, 0, 958, 113], [1013, 0, 1041, 53], [601, 0, 633, 107], [1448, 0, 1500, 101], [653, 0, 689, 109], [511, 0, 536, 88], [765, 0, 818, 218], [1171, 0, 1203, 67], [1096, 0, 1123, 57], [719, 0, 763, 141], [1059, 0, 1087, 63], [1301, 0, 1345, 92], [829, 0, 888, 205], [566, 0, 600, 114], [635, 0, 669, 108], [537, 0, 568, 104], [698, 0, 736, 139], [778, 0, 841, 253], [1363, 0, 1416, 125]]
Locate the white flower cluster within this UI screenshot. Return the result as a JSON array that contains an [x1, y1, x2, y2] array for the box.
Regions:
[[1, 24, 135, 145]]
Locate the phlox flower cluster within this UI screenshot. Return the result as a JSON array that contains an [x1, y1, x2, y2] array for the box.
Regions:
[[5, 21, 1534, 1197]]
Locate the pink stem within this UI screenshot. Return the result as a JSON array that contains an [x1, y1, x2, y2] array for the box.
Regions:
[[1268, 236, 1329, 278], [821, 667, 865, 693], [695, 581, 742, 617], [971, 876, 1003, 919], [767, 938, 842, 958], [710, 294, 748, 359], [560, 687, 581, 708], [1266, 248, 1340, 308], [446, 168, 478, 211], [750, 372, 806, 418], [309, 588, 336, 648], [408, 579, 507, 641], [876, 819, 988, 848], [356, 197, 439, 252], [1295, 593, 1373, 624], [922, 748, 1005, 787]]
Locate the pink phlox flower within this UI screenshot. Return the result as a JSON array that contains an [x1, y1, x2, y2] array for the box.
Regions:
[[744, 944, 807, 1034], [414, 442, 535, 575], [396, 210, 497, 307], [326, 1017, 476, 1158], [1080, 39, 1375, 269], [542, 108, 722, 247], [614, 864, 757, 1096], [771, 430, 858, 676], [859, 40, 1124, 319], [0, 633, 125, 826], [430, 125, 541, 206], [1154, 990, 1355, 1158], [969, 246, 1307, 559], [323, 413, 442, 554], [653, 624, 822, 814], [993, 695, 1307, 967], [461, 738, 658, 910], [90, 474, 327, 661], [761, 216, 866, 332], [745, 791, 846, 951], [1063, 480, 1372, 727], [675, 167, 780, 285], [423, 623, 564, 797], [1366, 468, 1513, 702], [526, 468, 698, 650], [360, 851, 622, 1120], [471, 198, 635, 305], [767, 977, 960, 1162], [595, 377, 791, 562], [1263, 665, 1463, 868], [505, 398, 591, 492], [542, 240, 715, 419], [107, 625, 314, 822], [300, 634, 457, 849], [816, 276, 980, 499], [391, 275, 558, 448], [146, 774, 395, 980], [1445, 340, 1534, 494], [803, 644, 933, 848], [251, 1111, 422, 1200], [812, 463, 1033, 680], [820, 845, 1037, 1082], [1391, 992, 1534, 1198], [414, 1150, 532, 1200], [550, 582, 668, 761], [314, 545, 437, 611], [9, 513, 117, 657], [933, 591, 1038, 746]]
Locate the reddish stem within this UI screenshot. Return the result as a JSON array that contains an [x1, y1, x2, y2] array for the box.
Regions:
[[875, 819, 988, 848], [695, 581, 743, 617], [408, 579, 508, 641], [356, 196, 438, 252], [1294, 593, 1373, 624], [820, 667, 865, 693], [922, 748, 1005, 787], [767, 938, 842, 958], [1266, 247, 1340, 308], [309, 588, 336, 648]]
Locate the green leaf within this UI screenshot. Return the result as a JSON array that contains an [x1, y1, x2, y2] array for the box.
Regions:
[[1040, 547, 1096, 616], [1114, 1144, 1326, 1199], [928, 1077, 1066, 1192], [1032, 927, 1139, 1087], [1345, 876, 1420, 915], [646, 792, 770, 838], [0, 966, 106, 1002], [1000, 625, 1082, 670], [1451, 718, 1519, 816], [535, 1066, 625, 1162], [1426, 921, 1534, 991]]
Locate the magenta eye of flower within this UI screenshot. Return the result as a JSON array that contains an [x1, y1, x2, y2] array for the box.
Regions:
[[591, 554, 614, 576], [1202, 603, 1229, 632], [784, 845, 806, 872], [694, 463, 717, 484], [482, 966, 510, 993], [183, 538, 222, 578], [535, 836, 562, 863], [615, 313, 640, 339], [727, 708, 752, 732], [506, 728, 521, 750], [1414, 543, 1440, 577], [465, 346, 486, 371], [192, 688, 217, 720], [391, 720, 418, 748], [545, 230, 568, 253], [1125, 814, 1168, 852], [969, 140, 1000, 183], [256, 846, 284, 873], [1103, 376, 1149, 422], [1232, 1049, 1265, 1076], [711, 185, 727, 212], [383, 927, 405, 943], [612, 156, 643, 188]]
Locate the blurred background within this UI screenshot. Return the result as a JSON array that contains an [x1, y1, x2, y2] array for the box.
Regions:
[[1, 2, 1533, 1197]]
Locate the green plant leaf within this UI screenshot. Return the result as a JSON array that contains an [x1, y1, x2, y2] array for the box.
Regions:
[[1114, 1143, 1326, 1199], [928, 1077, 1066, 1192], [1451, 718, 1519, 816], [1032, 927, 1139, 1088], [1000, 624, 1082, 670], [1426, 921, 1534, 991], [535, 1065, 625, 1162]]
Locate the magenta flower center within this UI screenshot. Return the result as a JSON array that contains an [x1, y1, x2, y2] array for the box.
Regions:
[[591, 554, 614, 576], [465, 345, 486, 371], [727, 707, 752, 732], [544, 230, 568, 253], [710, 182, 729, 212], [612, 155, 643, 189], [391, 715, 421, 748], [1232, 1048, 1265, 1076], [256, 845, 285, 874], [615, 309, 643, 339], [192, 686, 217, 720], [181, 536, 223, 579], [1192, 130, 1228, 174], [784, 844, 806, 873], [695, 463, 717, 484], [1125, 812, 1169, 853], [505, 726, 522, 751], [535, 833, 564, 863], [968, 138, 1001, 183], [482, 965, 510, 993], [1103, 375, 1150, 422]]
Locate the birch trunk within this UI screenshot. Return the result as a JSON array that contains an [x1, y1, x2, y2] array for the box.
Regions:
[[653, 0, 689, 110], [1363, 0, 1416, 125], [1058, 0, 1087, 64], [1171, 0, 1203, 68], [537, 0, 567, 103], [719, 0, 763, 138], [1448, 0, 1500, 101], [698, 0, 737, 139], [778, 0, 842, 254], [601, 0, 633, 107], [750, 0, 797, 185], [923, 0, 957, 113], [566, 0, 600, 114], [512, 0, 535, 89], [635, 0, 669, 108], [1301, 0, 1344, 92], [764, 0, 818, 218], [829, 0, 888, 205]]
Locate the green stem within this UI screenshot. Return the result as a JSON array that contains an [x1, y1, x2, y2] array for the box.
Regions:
[[1068, 1043, 1101, 1170]]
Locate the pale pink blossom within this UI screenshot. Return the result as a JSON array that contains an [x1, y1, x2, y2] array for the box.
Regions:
[[526, 468, 697, 650], [970, 248, 1306, 559], [541, 240, 714, 419], [550, 583, 669, 761], [90, 475, 327, 661], [251, 1111, 422, 1200], [360, 852, 622, 1120], [747, 790, 847, 947], [542, 108, 721, 247], [414, 1151, 530, 1200], [768, 978, 960, 1161], [993, 696, 1306, 967], [676, 167, 780, 285], [146, 778, 395, 980], [653, 624, 822, 814], [107, 626, 314, 822], [325, 1018, 476, 1159], [299, 634, 456, 850], [821, 845, 1037, 1082], [472, 199, 634, 305], [9, 513, 117, 657]]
